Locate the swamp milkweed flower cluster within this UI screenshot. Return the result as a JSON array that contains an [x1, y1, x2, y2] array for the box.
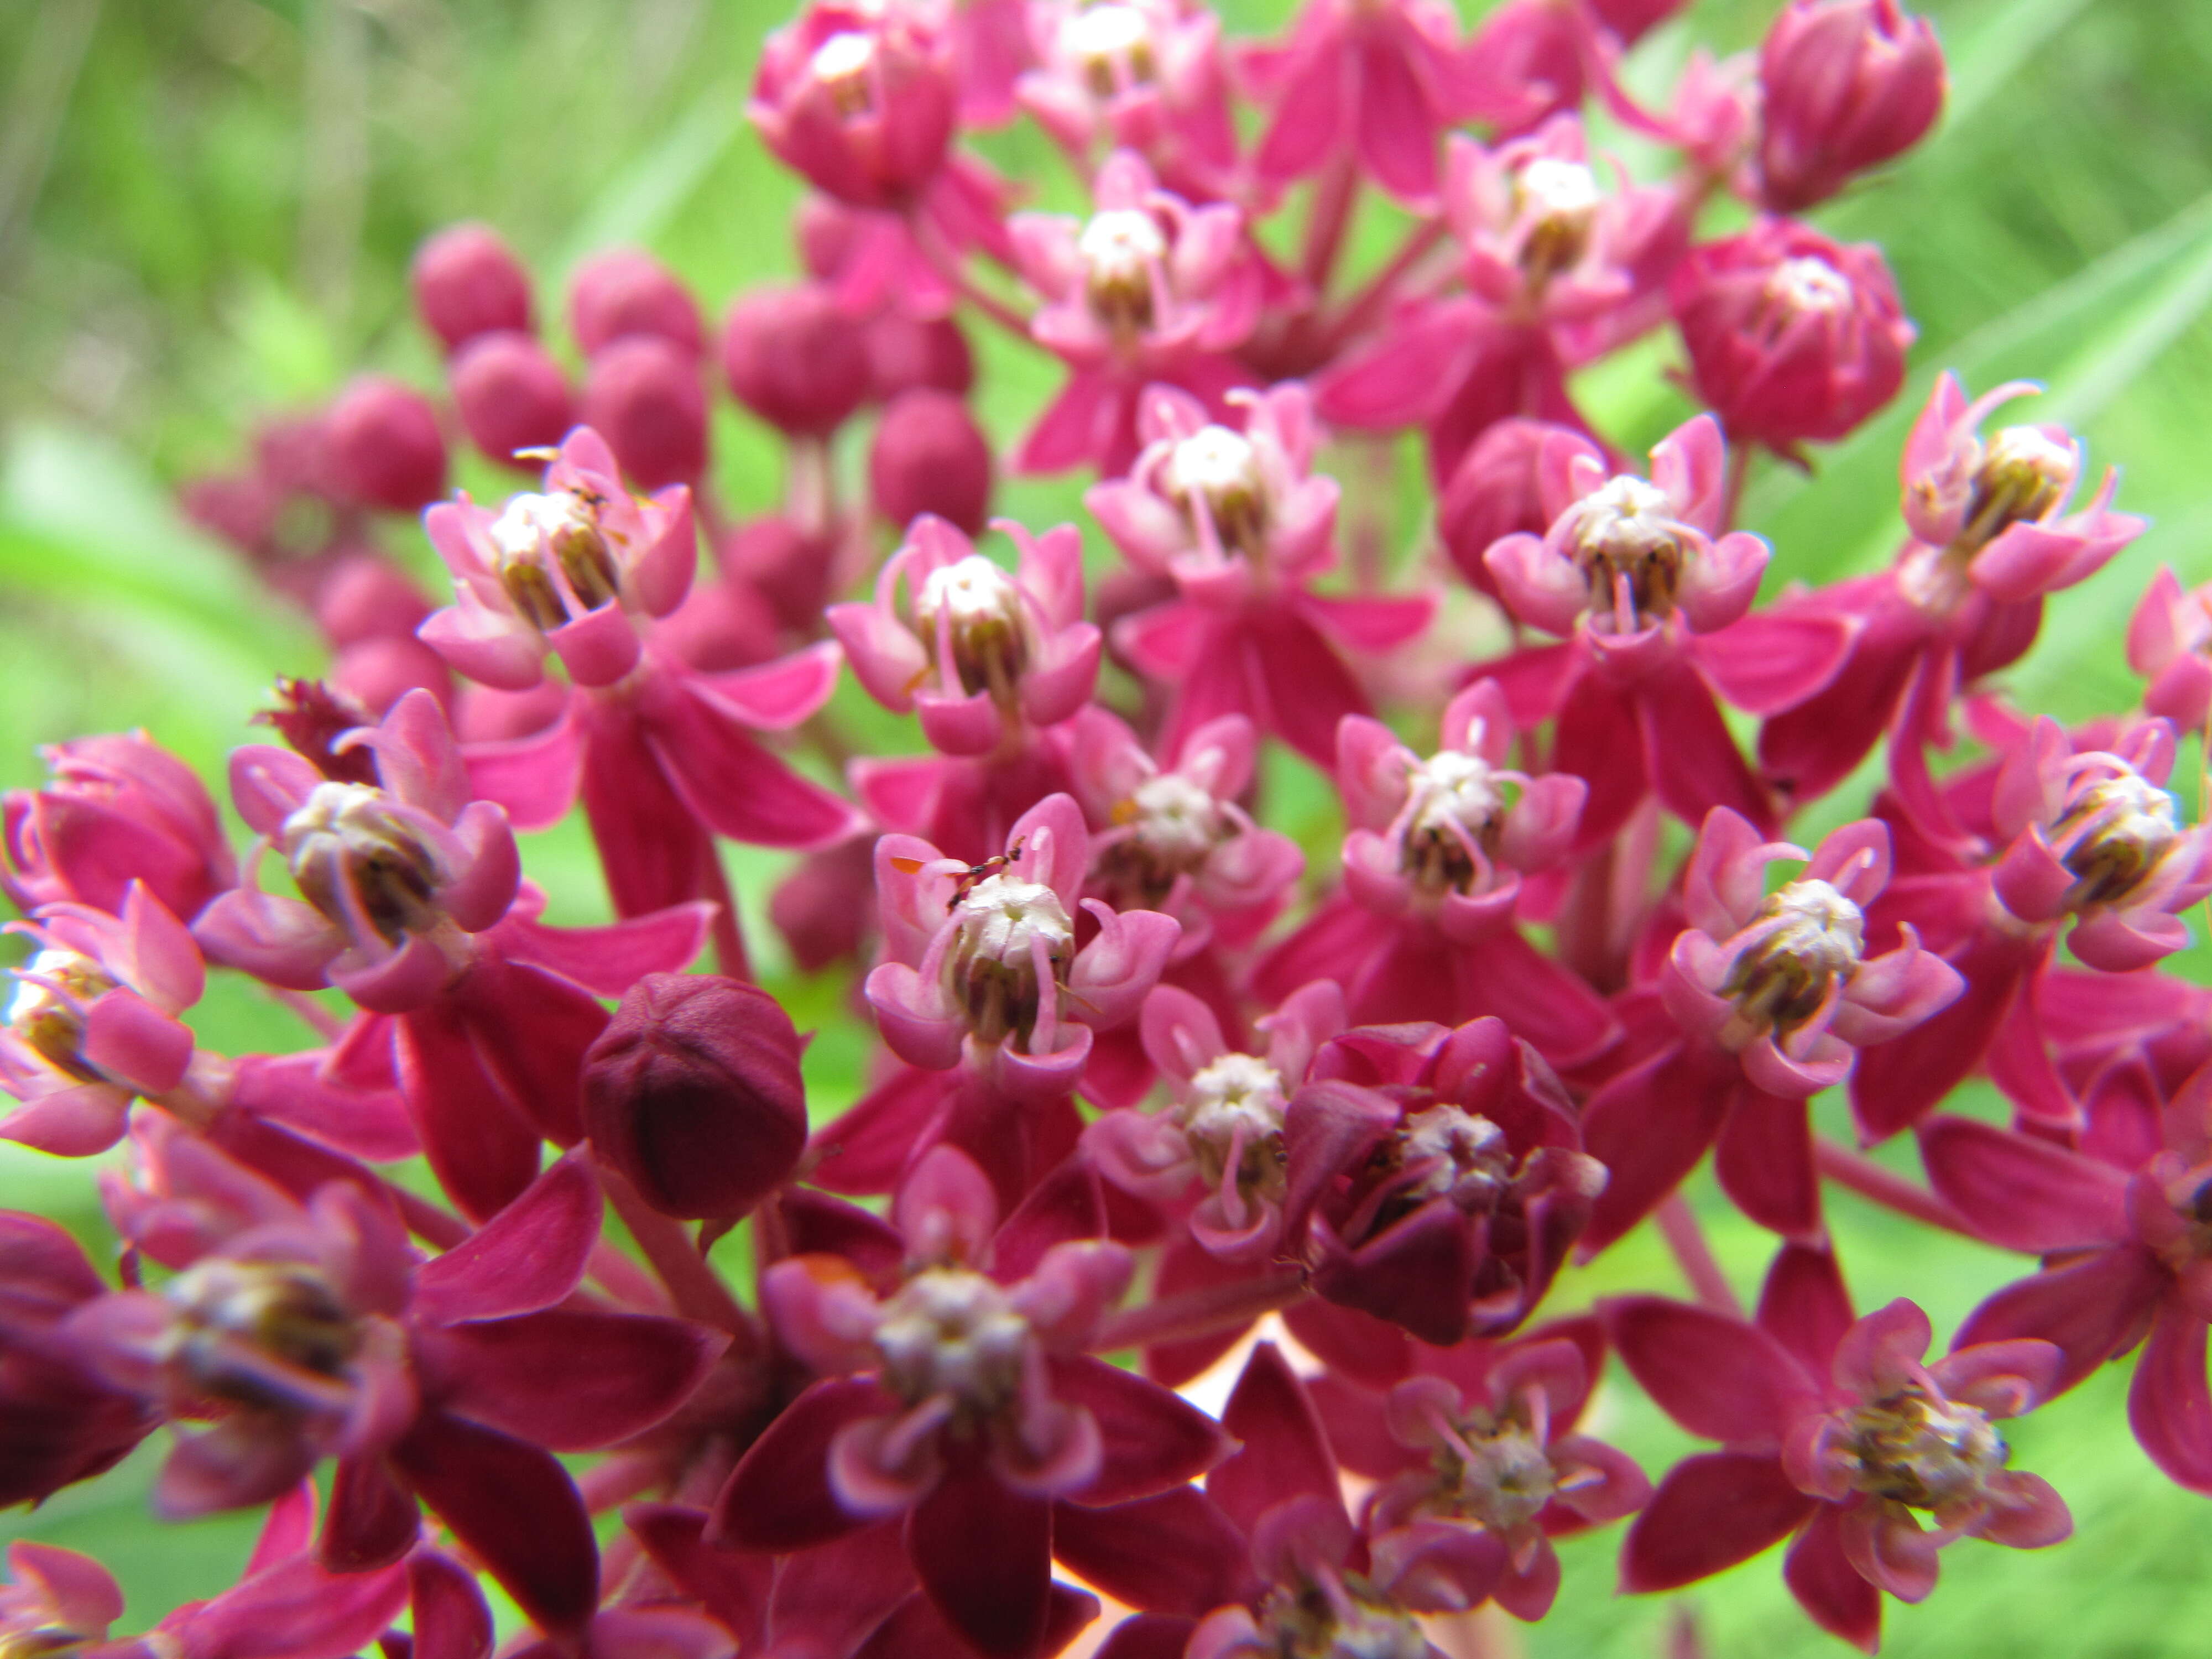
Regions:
[[7, 0, 2208, 1656]]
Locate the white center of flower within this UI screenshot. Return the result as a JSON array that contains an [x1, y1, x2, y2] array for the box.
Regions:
[[1079, 208, 1167, 285], [2057, 770, 2182, 906], [1573, 475, 1675, 552], [1128, 771, 1223, 863], [1841, 1388, 2006, 1510], [1517, 156, 1601, 220], [281, 782, 445, 945], [872, 1265, 1030, 1410], [916, 555, 1022, 631], [1763, 878, 1865, 973], [1179, 1052, 1288, 1151], [1165, 426, 1261, 502], [1067, 1, 1152, 61], [810, 29, 877, 83], [1405, 749, 1505, 841], [1769, 256, 1854, 313], [952, 873, 1073, 962], [488, 491, 591, 563], [6, 948, 91, 1031], [1400, 1103, 1511, 1209]]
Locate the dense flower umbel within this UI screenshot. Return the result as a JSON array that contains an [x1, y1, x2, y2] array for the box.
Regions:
[[1611, 1248, 2068, 1653], [36, 0, 2212, 1649]]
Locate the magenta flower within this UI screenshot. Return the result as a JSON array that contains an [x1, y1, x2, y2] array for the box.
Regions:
[[1009, 151, 1258, 475], [1986, 715, 2212, 972], [1099, 382, 1433, 767], [1086, 979, 1345, 1266], [419, 427, 696, 693], [1347, 1327, 1652, 1619], [1477, 414, 1855, 841], [1061, 1343, 1506, 1657], [0, 1212, 158, 1509], [1256, 679, 1609, 1063], [866, 794, 1180, 1104], [1672, 217, 1913, 456], [0, 1542, 124, 1656], [1584, 809, 1958, 1246], [2127, 566, 2212, 735], [1921, 1058, 2212, 1495], [1610, 1248, 2069, 1653], [197, 691, 711, 1219], [720, 1147, 1228, 1658], [829, 514, 1101, 756], [1285, 1016, 1606, 1346], [749, 0, 959, 211], [0, 883, 207, 1157], [1755, 0, 1945, 212], [1243, 0, 1470, 205], [1064, 707, 1304, 956], [3, 732, 235, 922], [1761, 374, 2144, 812], [68, 1147, 722, 1636], [1015, 0, 1237, 186]]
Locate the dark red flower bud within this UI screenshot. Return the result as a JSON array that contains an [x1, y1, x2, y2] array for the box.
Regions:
[[582, 974, 810, 1221], [865, 311, 974, 400], [258, 677, 382, 785], [770, 836, 878, 972], [568, 248, 707, 359], [450, 330, 574, 470], [581, 336, 708, 489], [1437, 418, 1578, 599], [720, 285, 871, 437], [412, 222, 535, 353], [868, 389, 993, 536], [325, 377, 448, 513]]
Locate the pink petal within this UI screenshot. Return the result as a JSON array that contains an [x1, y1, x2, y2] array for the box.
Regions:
[[2129, 1302, 2212, 1494], [1619, 1452, 1814, 1592], [1918, 1115, 2128, 1253], [413, 1152, 602, 1324], [1782, 1503, 1881, 1653], [1605, 1295, 1817, 1446]]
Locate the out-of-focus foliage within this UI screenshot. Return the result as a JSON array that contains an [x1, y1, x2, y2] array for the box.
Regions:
[[1, 0, 2209, 1652]]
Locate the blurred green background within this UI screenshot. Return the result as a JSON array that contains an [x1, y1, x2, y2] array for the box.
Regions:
[[2, 0, 2209, 1653]]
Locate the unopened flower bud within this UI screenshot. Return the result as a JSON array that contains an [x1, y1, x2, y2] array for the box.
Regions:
[[567, 248, 706, 359], [1757, 0, 1945, 212], [311, 552, 433, 649], [324, 378, 447, 514], [1588, 0, 1687, 44], [865, 311, 974, 401], [582, 973, 810, 1220], [870, 389, 993, 535], [770, 837, 878, 972], [721, 285, 872, 437], [1672, 221, 1912, 451], [330, 636, 453, 718], [719, 513, 838, 634], [450, 330, 573, 470], [411, 221, 534, 353], [256, 679, 381, 786], [1438, 419, 1563, 597], [582, 335, 709, 489]]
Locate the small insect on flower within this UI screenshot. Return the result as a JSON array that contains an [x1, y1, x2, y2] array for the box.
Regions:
[[889, 838, 1030, 911]]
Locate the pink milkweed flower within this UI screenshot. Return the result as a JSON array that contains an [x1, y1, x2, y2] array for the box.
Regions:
[[1921, 1058, 2212, 1496], [1583, 809, 1959, 1247], [1097, 383, 1434, 768], [2127, 566, 2212, 735], [0, 884, 207, 1158], [419, 427, 697, 694], [1065, 708, 1304, 957], [749, 0, 959, 211], [1610, 1247, 2069, 1654], [1057, 1343, 1507, 1656], [1285, 1017, 1606, 1346], [1351, 1329, 1652, 1620], [829, 515, 1102, 757], [0, 1542, 124, 1657], [1671, 218, 1913, 456], [1760, 374, 2143, 812], [0, 1212, 159, 1509], [3, 732, 236, 922], [1986, 716, 2212, 972], [1015, 0, 1237, 186], [1086, 979, 1345, 1265], [1009, 150, 1260, 475], [1242, 0, 1470, 205], [69, 1151, 722, 1637], [1755, 0, 1945, 213], [721, 1147, 1229, 1659], [194, 692, 521, 1015], [1256, 680, 1610, 1065], [867, 795, 1180, 1104]]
